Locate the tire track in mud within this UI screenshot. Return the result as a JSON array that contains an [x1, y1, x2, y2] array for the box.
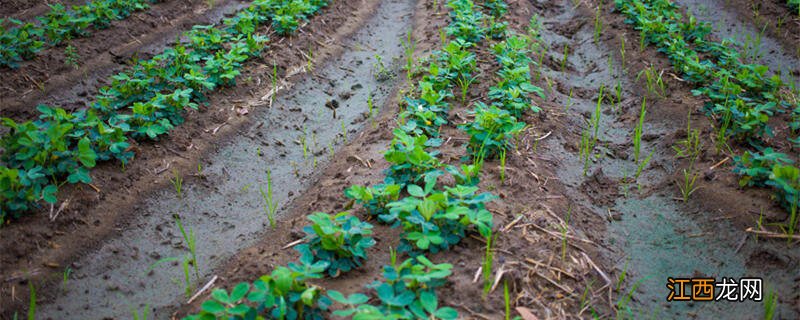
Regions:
[[0, 0, 247, 120], [528, 0, 800, 318], [28, 0, 415, 318]]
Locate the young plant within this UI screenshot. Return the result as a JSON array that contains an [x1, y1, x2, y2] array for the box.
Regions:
[[130, 304, 150, 320], [636, 65, 665, 98], [259, 170, 278, 228], [170, 169, 183, 199], [503, 280, 511, 320], [182, 256, 194, 299], [295, 212, 376, 277], [594, 3, 603, 44], [560, 206, 571, 262], [499, 149, 507, 183], [633, 98, 646, 164], [28, 282, 36, 320], [175, 216, 199, 279], [482, 231, 494, 297], [64, 44, 79, 69], [763, 289, 777, 320], [384, 173, 494, 253], [678, 168, 700, 202], [345, 183, 402, 217], [185, 260, 331, 320], [329, 255, 458, 319], [460, 103, 525, 160]]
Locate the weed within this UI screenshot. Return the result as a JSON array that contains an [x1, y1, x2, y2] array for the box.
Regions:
[[633, 97, 646, 164], [500, 149, 507, 183], [401, 31, 416, 74], [763, 288, 777, 320], [341, 120, 347, 141], [62, 267, 71, 290], [636, 65, 666, 98], [367, 93, 375, 117], [28, 282, 36, 320], [565, 87, 574, 111], [174, 216, 199, 279], [504, 280, 511, 320], [594, 3, 603, 43], [131, 304, 150, 320], [455, 74, 477, 104], [616, 259, 628, 292], [561, 44, 569, 71], [619, 36, 627, 70], [678, 168, 700, 202], [259, 170, 278, 228], [560, 205, 571, 262], [635, 151, 653, 182], [482, 231, 494, 297], [181, 256, 193, 299], [673, 110, 702, 162], [373, 54, 393, 80], [64, 44, 79, 69], [170, 169, 183, 199]]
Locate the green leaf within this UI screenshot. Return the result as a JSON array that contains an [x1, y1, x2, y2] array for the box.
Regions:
[[407, 184, 425, 197], [434, 307, 459, 319], [200, 300, 225, 314], [41, 184, 58, 203], [420, 291, 437, 313], [230, 282, 250, 302], [77, 137, 97, 167]]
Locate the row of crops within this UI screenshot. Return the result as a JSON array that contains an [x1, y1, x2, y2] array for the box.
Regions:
[[0, 0, 331, 224], [183, 0, 545, 318], [615, 0, 800, 217], [0, 0, 156, 68]]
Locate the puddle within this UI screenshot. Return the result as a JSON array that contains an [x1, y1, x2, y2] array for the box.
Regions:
[[38, 0, 415, 318], [673, 0, 800, 86], [610, 194, 799, 319], [534, 0, 799, 318]]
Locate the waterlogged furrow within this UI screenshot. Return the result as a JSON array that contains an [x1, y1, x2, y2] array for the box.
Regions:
[[38, 0, 415, 317], [615, 0, 800, 214], [182, 0, 536, 318], [0, 0, 330, 222]]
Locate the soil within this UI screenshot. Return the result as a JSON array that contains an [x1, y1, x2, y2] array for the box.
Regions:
[[0, 0, 251, 121], [1, 0, 799, 319]]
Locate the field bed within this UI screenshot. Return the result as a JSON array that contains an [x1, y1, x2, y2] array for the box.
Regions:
[[0, 0, 249, 120], [0, 0, 798, 319]]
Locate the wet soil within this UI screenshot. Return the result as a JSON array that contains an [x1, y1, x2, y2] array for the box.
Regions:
[[1, 0, 799, 318], [0, 0, 90, 19], [0, 0, 387, 317], [33, 0, 414, 317], [715, 0, 800, 62], [0, 0, 250, 121]]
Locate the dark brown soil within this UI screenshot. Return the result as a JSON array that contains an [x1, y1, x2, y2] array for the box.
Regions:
[[2, 0, 799, 318], [0, 0, 89, 19], [0, 0, 250, 121], [174, 0, 615, 318]]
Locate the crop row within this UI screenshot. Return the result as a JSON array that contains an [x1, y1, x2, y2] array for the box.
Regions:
[[182, 0, 546, 318], [614, 0, 799, 215], [0, 0, 330, 224], [0, 0, 156, 68]]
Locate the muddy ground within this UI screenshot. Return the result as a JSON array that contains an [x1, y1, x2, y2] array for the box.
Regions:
[[1, 0, 799, 319]]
